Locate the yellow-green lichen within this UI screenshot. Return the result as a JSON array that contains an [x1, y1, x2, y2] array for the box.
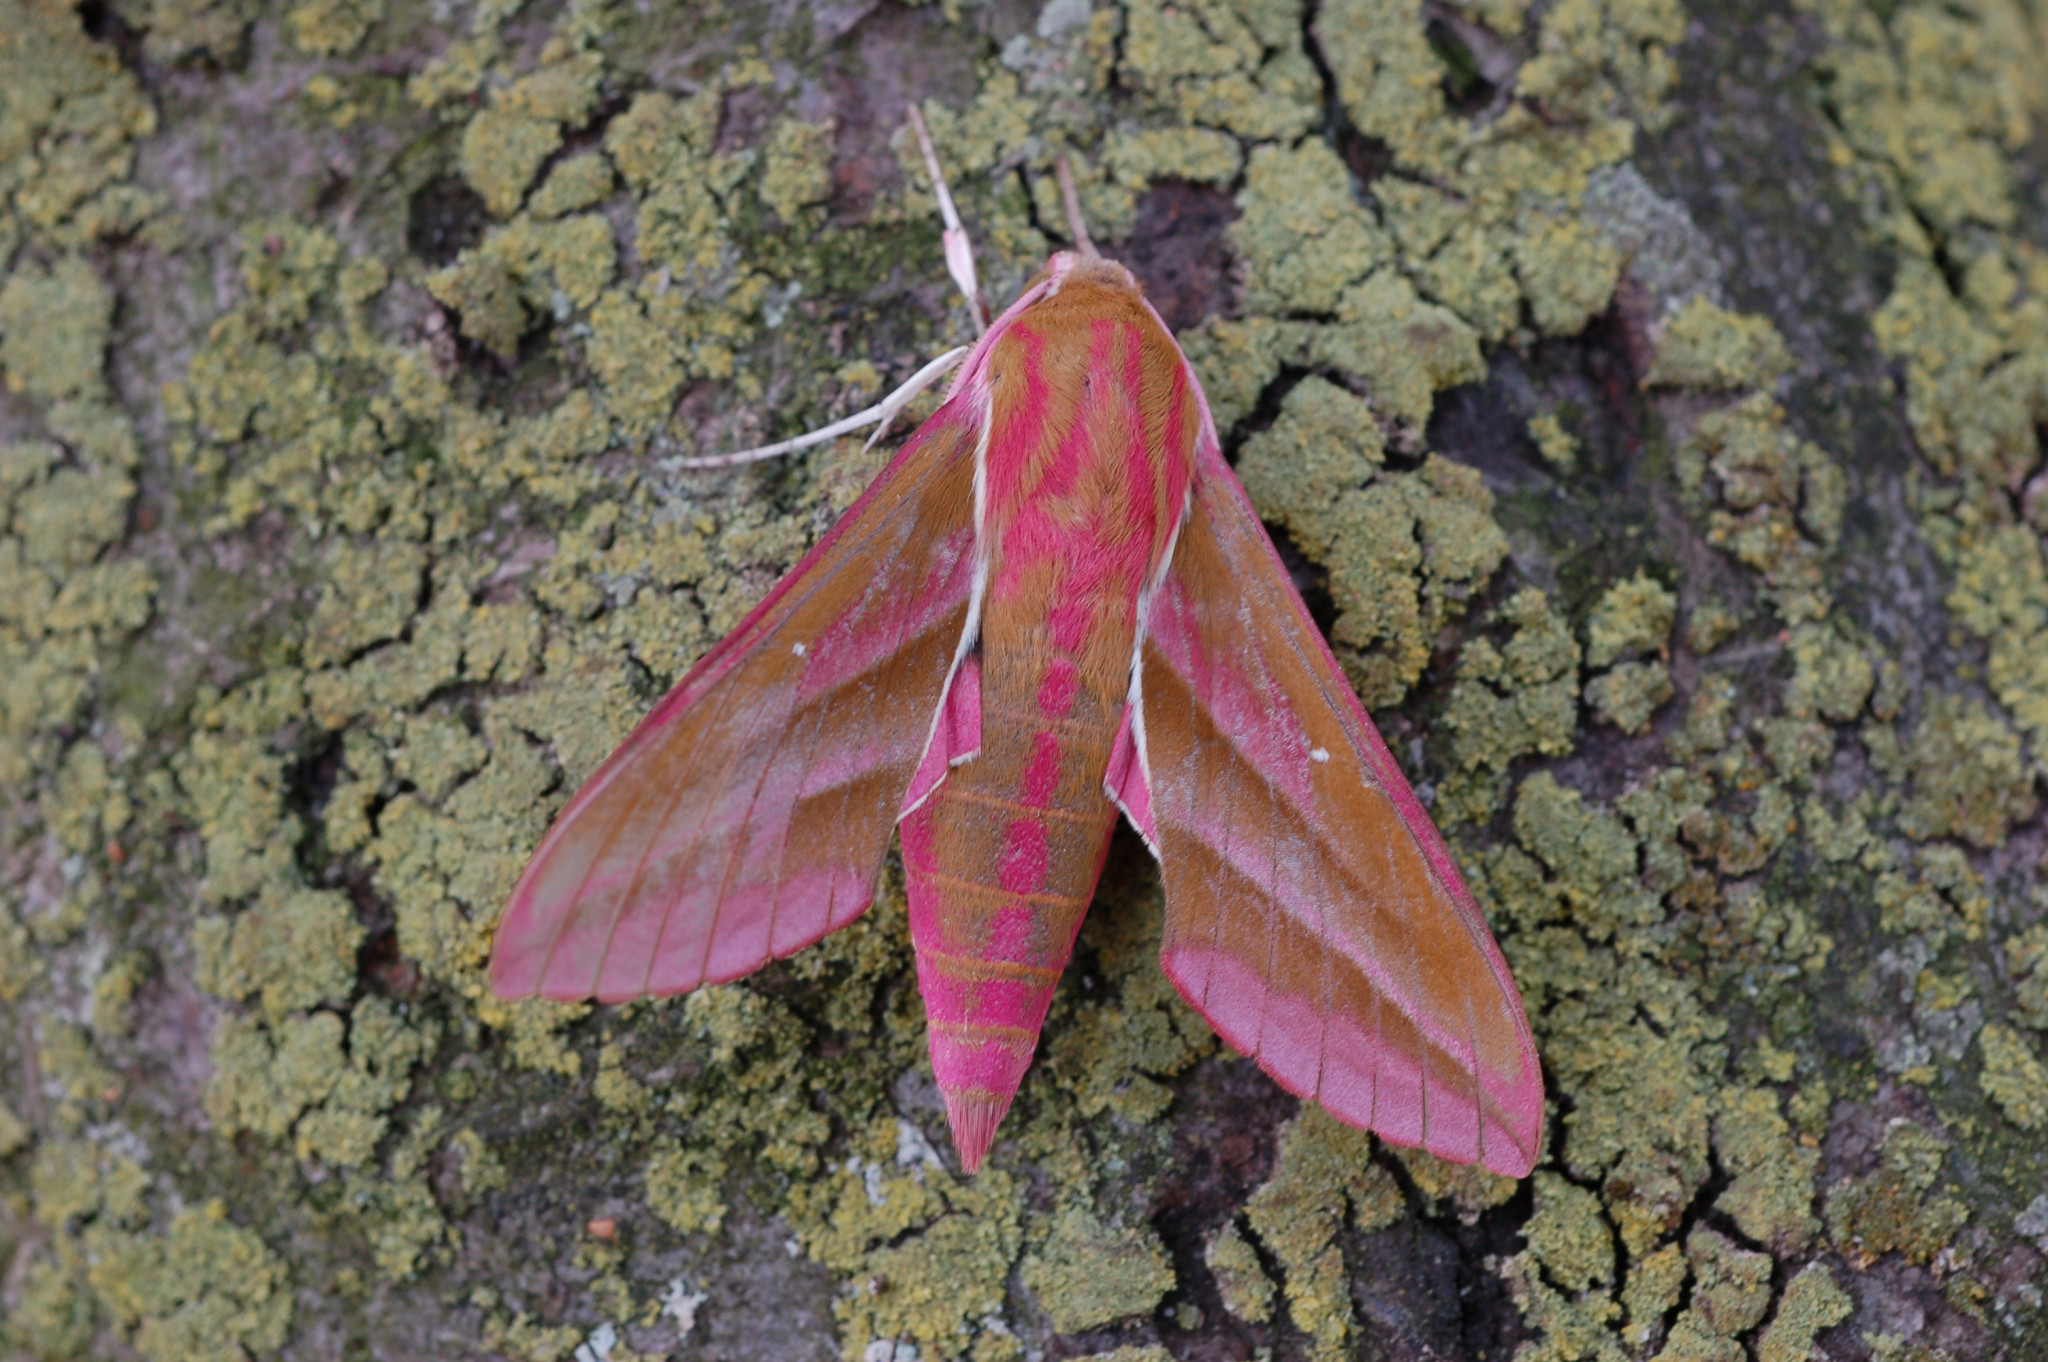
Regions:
[[1515, 213, 1625, 339], [1587, 660, 1674, 736], [1390, 1144, 1518, 1223], [1118, 0, 1319, 144], [89, 950, 145, 1039], [1754, 1262, 1852, 1362], [1500, 1248, 1623, 1362], [427, 251, 527, 362], [1236, 375, 1509, 708], [2007, 920, 2048, 1032], [1894, 693, 2038, 848], [10, 466, 132, 577], [1521, 1171, 1614, 1294], [1645, 296, 1795, 391], [12, 1122, 295, 1362], [785, 1114, 1023, 1360], [1681, 1224, 1773, 1339], [1232, 141, 1391, 316], [1328, 271, 1492, 428], [1789, 14, 2048, 1254], [203, 995, 432, 1172], [194, 886, 363, 1022], [1977, 1023, 2048, 1129], [529, 152, 616, 220], [645, 1141, 730, 1236], [1585, 572, 1677, 668], [0, 255, 112, 401], [85, 1200, 294, 1362], [1320, 0, 1671, 331], [460, 52, 606, 218], [1103, 125, 1243, 188], [447, 1126, 509, 1205], [1240, 1108, 1405, 1361], [286, 0, 383, 56], [0, 898, 44, 999], [1519, 0, 1687, 125], [0, 1, 160, 247], [1677, 394, 1842, 625], [1041, 881, 1215, 1123], [1468, 764, 1752, 1326], [31, 1136, 142, 1227], [1620, 1241, 1687, 1351], [1872, 847, 1991, 949], [1020, 1203, 1176, 1333], [1315, 0, 1460, 170], [0, 1095, 25, 1156], [758, 117, 836, 227], [1235, 375, 1386, 510], [1784, 621, 1875, 725], [3, 1246, 95, 1357], [428, 210, 619, 362], [129, 0, 252, 64], [1946, 523, 2048, 752], [39, 1018, 122, 1104], [1438, 590, 1581, 821], [1824, 1119, 1969, 1267], [1204, 1221, 1273, 1323], [462, 107, 559, 220], [1529, 411, 1581, 470], [1713, 1087, 1820, 1253]]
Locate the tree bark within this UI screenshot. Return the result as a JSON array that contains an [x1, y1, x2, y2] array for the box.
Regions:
[[2, 1, 2044, 1360]]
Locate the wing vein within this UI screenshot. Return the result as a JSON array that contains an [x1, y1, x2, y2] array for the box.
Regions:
[[624, 679, 763, 996], [1143, 458, 1541, 1176]]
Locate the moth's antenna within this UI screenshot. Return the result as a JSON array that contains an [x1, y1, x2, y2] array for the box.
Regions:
[[665, 346, 969, 470], [907, 106, 989, 334], [1054, 157, 1099, 258]]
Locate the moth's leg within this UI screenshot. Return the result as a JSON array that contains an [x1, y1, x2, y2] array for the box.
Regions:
[[674, 108, 987, 470], [666, 346, 968, 470], [859, 344, 968, 450], [1053, 158, 1099, 258], [907, 106, 990, 333]]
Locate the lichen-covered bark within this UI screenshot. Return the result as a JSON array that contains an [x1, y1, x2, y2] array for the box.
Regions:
[[1, 0, 2044, 1359]]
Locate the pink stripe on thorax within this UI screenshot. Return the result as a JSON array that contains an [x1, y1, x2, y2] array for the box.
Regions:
[[984, 325, 1052, 522], [992, 320, 1159, 615]]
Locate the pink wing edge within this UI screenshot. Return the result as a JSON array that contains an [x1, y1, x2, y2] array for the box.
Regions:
[[1106, 318, 1544, 1178]]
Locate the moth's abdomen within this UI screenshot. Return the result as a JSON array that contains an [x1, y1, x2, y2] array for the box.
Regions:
[[902, 266, 1199, 1171], [899, 686, 1119, 1170]]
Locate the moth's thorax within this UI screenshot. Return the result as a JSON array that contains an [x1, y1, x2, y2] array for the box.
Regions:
[[978, 263, 1198, 675]]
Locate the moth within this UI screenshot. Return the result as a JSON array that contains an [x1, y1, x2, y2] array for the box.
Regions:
[[490, 115, 1543, 1178]]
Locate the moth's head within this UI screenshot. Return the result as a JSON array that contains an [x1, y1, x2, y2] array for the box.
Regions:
[[960, 249, 1158, 390], [1038, 250, 1141, 298]]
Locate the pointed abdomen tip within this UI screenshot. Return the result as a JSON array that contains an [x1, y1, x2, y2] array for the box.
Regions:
[[942, 1089, 1013, 1174]]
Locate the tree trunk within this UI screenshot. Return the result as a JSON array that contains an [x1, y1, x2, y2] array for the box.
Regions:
[[2, 0, 2044, 1360]]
